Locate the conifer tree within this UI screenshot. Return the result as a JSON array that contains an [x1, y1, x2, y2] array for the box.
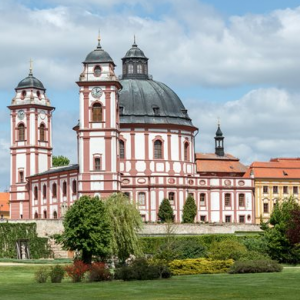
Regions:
[[158, 198, 174, 223], [182, 195, 197, 223]]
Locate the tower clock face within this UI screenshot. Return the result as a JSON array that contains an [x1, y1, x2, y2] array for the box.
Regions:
[[39, 110, 46, 120], [18, 110, 25, 120], [91, 87, 103, 98]]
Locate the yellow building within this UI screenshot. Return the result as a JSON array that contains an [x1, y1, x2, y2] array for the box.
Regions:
[[246, 158, 300, 224]]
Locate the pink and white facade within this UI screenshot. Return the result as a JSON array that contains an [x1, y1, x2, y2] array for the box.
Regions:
[[9, 38, 255, 223]]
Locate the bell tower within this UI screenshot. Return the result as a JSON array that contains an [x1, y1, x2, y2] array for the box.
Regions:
[[76, 36, 121, 197], [8, 62, 54, 219], [215, 121, 225, 157]]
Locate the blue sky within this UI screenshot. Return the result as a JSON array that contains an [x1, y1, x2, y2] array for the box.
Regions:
[[1, 0, 300, 190]]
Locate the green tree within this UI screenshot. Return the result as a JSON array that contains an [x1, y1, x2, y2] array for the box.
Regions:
[[182, 195, 197, 223], [158, 199, 174, 223], [52, 155, 70, 167], [105, 193, 143, 263], [56, 196, 111, 264]]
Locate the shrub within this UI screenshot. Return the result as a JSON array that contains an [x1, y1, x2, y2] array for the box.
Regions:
[[149, 259, 172, 279], [65, 261, 89, 282], [239, 250, 270, 261], [87, 262, 112, 282], [174, 239, 207, 259], [49, 265, 65, 283], [209, 240, 248, 261], [169, 258, 234, 275], [158, 199, 174, 222], [182, 195, 197, 223], [34, 267, 49, 283], [228, 260, 283, 274], [115, 258, 165, 281]]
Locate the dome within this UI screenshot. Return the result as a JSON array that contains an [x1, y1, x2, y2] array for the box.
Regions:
[[216, 125, 223, 137], [119, 79, 194, 127], [123, 42, 148, 60], [16, 73, 45, 90], [84, 41, 115, 65]]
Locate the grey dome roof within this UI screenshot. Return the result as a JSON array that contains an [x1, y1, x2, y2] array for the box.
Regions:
[[123, 42, 148, 60], [84, 41, 115, 65], [16, 73, 45, 90], [119, 79, 194, 127]]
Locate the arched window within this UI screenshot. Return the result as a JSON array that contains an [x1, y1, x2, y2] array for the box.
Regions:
[[40, 124, 45, 142], [43, 184, 46, 199], [94, 65, 101, 77], [53, 211, 57, 219], [92, 103, 102, 122], [128, 64, 133, 74], [225, 193, 231, 207], [63, 181, 67, 197], [43, 210, 47, 219], [200, 193, 206, 205], [120, 140, 125, 159], [168, 192, 175, 203], [184, 142, 189, 161], [72, 180, 77, 194], [95, 157, 101, 170], [239, 194, 245, 207], [34, 186, 38, 200], [34, 212, 38, 219], [52, 183, 57, 198], [137, 64, 143, 74], [154, 140, 162, 159], [18, 124, 25, 141]]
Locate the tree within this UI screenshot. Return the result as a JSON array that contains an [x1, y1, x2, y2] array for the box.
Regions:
[[52, 155, 70, 167], [105, 193, 143, 263], [182, 195, 197, 223], [158, 199, 174, 223], [56, 196, 111, 264]]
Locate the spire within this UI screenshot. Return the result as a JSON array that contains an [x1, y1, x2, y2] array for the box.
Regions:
[[29, 58, 33, 76], [214, 121, 225, 156], [133, 34, 137, 47], [97, 30, 102, 49]]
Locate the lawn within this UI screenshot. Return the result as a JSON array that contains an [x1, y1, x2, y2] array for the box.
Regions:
[[0, 265, 300, 300]]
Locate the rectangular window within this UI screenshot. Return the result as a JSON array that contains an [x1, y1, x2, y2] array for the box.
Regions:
[[225, 194, 231, 207], [239, 215, 245, 223], [138, 192, 145, 206], [263, 203, 269, 213], [238, 194, 245, 207], [225, 215, 231, 223], [293, 186, 298, 194], [200, 215, 206, 222], [283, 186, 288, 194], [19, 171, 24, 183], [263, 186, 268, 193], [124, 192, 130, 199], [200, 193, 206, 206], [273, 186, 278, 194], [168, 192, 175, 203], [95, 157, 101, 170]]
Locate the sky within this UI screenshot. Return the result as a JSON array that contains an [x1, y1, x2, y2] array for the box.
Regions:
[[1, 0, 300, 191]]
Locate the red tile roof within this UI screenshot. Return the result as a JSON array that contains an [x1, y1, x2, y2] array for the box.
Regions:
[[196, 153, 247, 174], [0, 193, 10, 212], [245, 158, 300, 179]]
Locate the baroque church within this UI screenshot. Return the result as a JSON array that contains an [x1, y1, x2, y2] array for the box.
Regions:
[[9, 37, 254, 223]]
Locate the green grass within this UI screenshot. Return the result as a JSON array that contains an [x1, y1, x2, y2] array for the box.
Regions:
[[0, 266, 300, 299]]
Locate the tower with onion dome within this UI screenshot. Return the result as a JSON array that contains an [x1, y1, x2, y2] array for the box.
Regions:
[[8, 61, 54, 219]]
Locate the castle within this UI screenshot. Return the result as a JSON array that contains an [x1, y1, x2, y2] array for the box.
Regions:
[[8, 37, 255, 223]]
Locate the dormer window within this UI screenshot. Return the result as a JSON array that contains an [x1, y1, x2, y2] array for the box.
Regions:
[[94, 65, 101, 77], [137, 64, 143, 74], [128, 64, 133, 74], [153, 106, 160, 116]]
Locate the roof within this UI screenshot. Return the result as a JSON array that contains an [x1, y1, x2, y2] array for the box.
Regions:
[[28, 164, 79, 178], [16, 73, 45, 90], [0, 193, 10, 212], [84, 42, 115, 65], [119, 79, 195, 127], [122, 42, 148, 60], [245, 158, 300, 179], [196, 153, 247, 174]]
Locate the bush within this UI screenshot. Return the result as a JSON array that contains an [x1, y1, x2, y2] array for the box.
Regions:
[[49, 265, 65, 283], [34, 267, 49, 283], [115, 258, 169, 281], [209, 240, 248, 261], [182, 195, 197, 223], [158, 199, 174, 222], [149, 259, 172, 279], [228, 260, 283, 274], [174, 239, 207, 259], [65, 261, 89, 282], [239, 250, 270, 261], [87, 262, 112, 282], [169, 258, 234, 275]]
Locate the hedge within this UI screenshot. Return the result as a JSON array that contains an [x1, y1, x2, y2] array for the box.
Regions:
[[228, 260, 283, 274], [140, 234, 261, 254], [169, 258, 234, 275], [0, 223, 52, 259]]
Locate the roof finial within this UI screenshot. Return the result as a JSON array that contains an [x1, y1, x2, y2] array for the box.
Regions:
[[133, 34, 137, 47], [97, 30, 101, 48], [29, 58, 33, 76], [217, 116, 220, 127]]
